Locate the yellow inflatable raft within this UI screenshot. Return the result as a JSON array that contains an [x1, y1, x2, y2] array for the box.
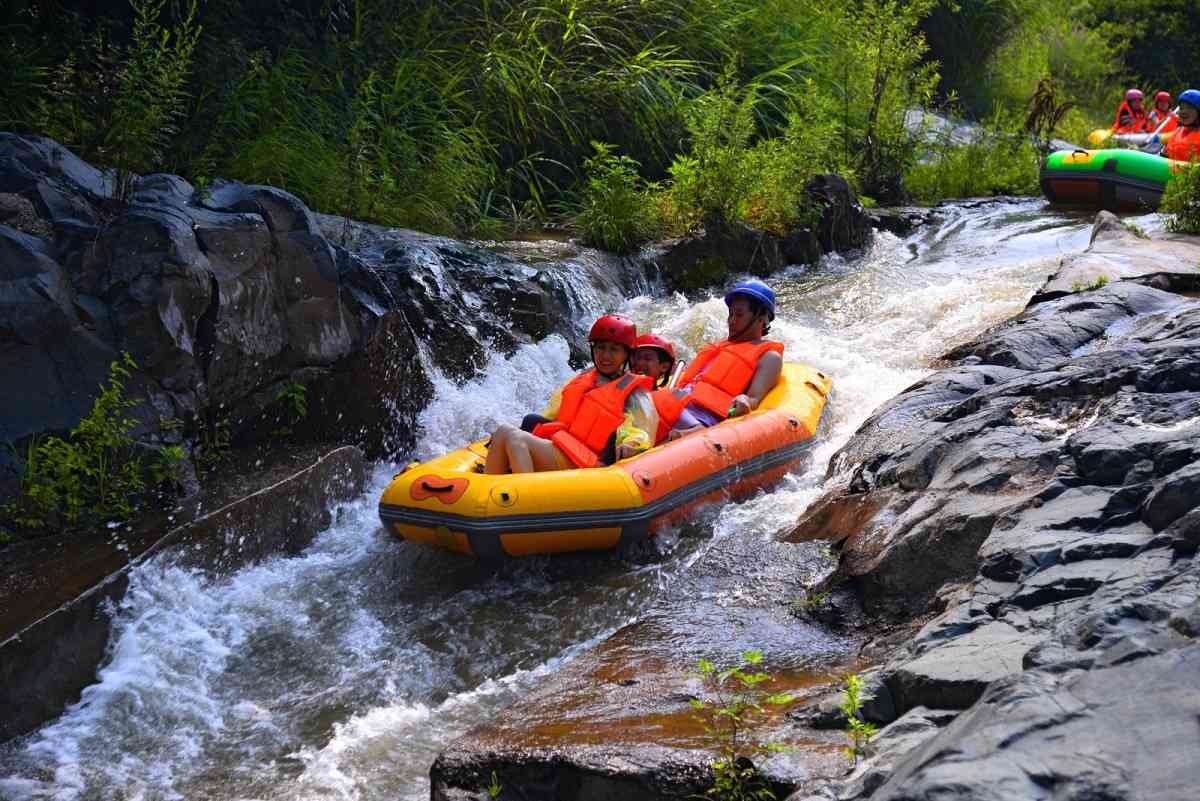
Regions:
[[378, 363, 831, 557]]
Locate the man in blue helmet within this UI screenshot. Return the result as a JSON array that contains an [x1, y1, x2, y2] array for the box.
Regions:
[[656, 279, 785, 440]]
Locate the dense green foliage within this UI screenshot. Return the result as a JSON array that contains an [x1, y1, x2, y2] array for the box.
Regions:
[[925, 0, 1122, 117], [1086, 0, 1200, 92], [905, 111, 1042, 201], [1162, 164, 1200, 235], [1, 0, 1148, 226]]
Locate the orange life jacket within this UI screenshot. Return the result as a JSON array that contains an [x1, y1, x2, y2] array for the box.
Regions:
[[648, 389, 680, 444], [1148, 108, 1179, 134], [653, 339, 785, 431], [531, 370, 653, 468], [1112, 101, 1149, 134], [1166, 125, 1200, 162]]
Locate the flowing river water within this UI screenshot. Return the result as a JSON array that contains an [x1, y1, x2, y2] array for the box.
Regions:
[[0, 198, 1158, 801]]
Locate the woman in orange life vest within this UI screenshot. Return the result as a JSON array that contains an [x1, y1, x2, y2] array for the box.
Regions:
[[662, 280, 784, 441], [1165, 89, 1200, 162], [631, 333, 678, 445], [1112, 88, 1150, 134], [1147, 90, 1179, 134], [483, 314, 658, 474]]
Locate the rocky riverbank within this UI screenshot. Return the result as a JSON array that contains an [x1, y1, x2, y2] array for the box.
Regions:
[[783, 213, 1200, 801], [431, 214, 1200, 800]]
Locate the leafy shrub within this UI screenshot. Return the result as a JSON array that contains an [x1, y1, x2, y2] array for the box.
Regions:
[[904, 110, 1041, 202], [105, 0, 201, 199], [29, 0, 200, 200], [666, 72, 760, 232], [840, 673, 878, 766], [983, 0, 1120, 116], [662, 76, 838, 236], [4, 353, 145, 531], [691, 650, 797, 800], [1162, 162, 1200, 235], [574, 142, 658, 254], [839, 0, 940, 200]]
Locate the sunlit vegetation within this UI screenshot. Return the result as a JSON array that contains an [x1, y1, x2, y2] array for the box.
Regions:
[[0, 0, 1152, 231]]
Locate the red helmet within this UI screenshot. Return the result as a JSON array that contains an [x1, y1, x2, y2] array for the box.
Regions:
[[1126, 88, 1144, 101], [634, 333, 676, 360], [589, 314, 637, 349], [1156, 90, 1171, 103]]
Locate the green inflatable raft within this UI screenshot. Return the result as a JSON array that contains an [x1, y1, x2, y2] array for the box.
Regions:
[[1040, 148, 1188, 211]]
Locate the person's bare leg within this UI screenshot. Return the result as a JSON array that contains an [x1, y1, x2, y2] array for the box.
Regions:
[[484, 424, 516, 474], [505, 430, 565, 473], [504, 430, 535, 473], [527, 436, 565, 472]]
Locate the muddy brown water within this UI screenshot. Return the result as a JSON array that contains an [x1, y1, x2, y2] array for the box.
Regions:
[[0, 199, 1144, 801]]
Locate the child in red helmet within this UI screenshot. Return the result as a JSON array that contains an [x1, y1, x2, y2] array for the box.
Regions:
[[484, 314, 658, 474], [632, 333, 677, 389], [1148, 91, 1179, 134]]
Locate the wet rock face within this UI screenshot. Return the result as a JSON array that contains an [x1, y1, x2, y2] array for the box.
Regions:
[[787, 226, 1200, 799], [0, 135, 655, 485]]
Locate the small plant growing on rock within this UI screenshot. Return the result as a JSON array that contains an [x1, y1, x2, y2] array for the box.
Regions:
[[151, 444, 186, 489], [690, 650, 797, 800], [486, 770, 502, 799], [1070, 275, 1109, 292], [3, 353, 145, 531], [1122, 220, 1150, 239], [787, 589, 830, 618], [839, 673, 878, 767], [273, 380, 309, 436], [197, 413, 231, 468]]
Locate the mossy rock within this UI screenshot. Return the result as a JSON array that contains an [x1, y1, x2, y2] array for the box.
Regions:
[[677, 253, 729, 291]]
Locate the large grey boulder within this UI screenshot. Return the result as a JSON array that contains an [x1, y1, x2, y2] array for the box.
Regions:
[[785, 232, 1200, 800], [871, 642, 1200, 801]]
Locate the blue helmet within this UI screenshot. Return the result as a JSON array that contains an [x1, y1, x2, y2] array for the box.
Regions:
[[1179, 89, 1200, 111], [724, 280, 776, 320]]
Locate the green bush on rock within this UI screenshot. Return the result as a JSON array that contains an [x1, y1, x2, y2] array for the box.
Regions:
[[3, 353, 145, 532], [575, 142, 659, 254], [1162, 163, 1200, 235], [691, 650, 797, 801]]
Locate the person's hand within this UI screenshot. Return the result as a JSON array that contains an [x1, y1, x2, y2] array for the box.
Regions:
[[728, 395, 752, 418], [616, 443, 639, 460]]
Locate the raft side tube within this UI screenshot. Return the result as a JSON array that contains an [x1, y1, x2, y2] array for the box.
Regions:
[[378, 363, 831, 557]]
